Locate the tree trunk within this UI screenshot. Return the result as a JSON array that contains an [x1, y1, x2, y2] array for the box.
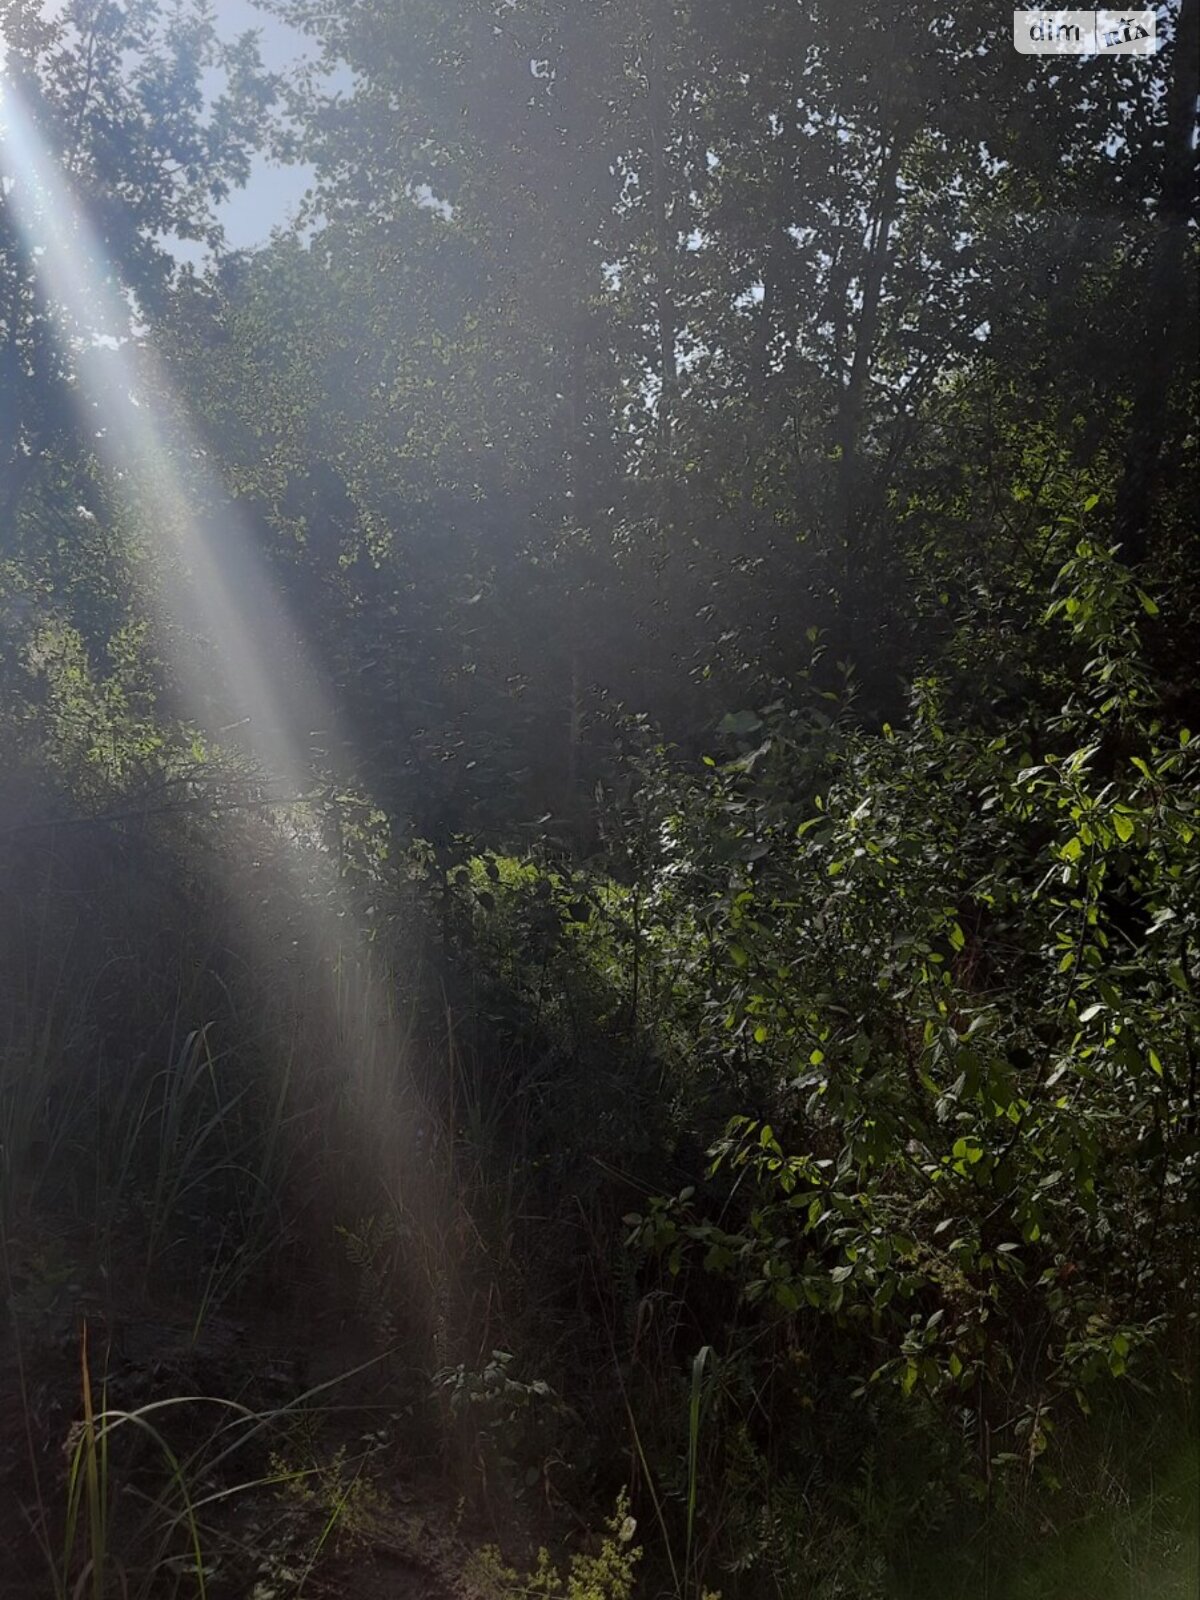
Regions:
[[648, 0, 678, 508], [1113, 0, 1199, 565], [835, 133, 903, 580]]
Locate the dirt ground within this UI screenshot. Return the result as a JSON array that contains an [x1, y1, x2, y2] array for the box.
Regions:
[[0, 1218, 499, 1599]]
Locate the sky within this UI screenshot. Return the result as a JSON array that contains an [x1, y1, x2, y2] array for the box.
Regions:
[[208, 0, 322, 249], [25, 0, 322, 250]]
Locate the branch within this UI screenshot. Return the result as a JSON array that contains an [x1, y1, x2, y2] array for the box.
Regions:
[[0, 792, 309, 842]]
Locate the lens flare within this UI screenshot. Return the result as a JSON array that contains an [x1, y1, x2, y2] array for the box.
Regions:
[[0, 57, 427, 1235], [2, 66, 314, 778]]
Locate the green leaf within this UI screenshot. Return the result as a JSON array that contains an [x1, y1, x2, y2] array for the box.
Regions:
[[775, 1282, 800, 1312], [717, 710, 763, 736]]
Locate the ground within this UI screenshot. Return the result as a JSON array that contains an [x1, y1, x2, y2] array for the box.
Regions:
[[0, 1205, 505, 1600]]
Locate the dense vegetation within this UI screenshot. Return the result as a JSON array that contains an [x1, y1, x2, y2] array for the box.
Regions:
[[0, 2, 1197, 1595]]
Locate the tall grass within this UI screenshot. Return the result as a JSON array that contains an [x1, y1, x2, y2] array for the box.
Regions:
[[2, 802, 1193, 1598]]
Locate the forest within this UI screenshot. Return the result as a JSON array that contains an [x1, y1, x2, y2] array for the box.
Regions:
[[0, 2, 1197, 1596]]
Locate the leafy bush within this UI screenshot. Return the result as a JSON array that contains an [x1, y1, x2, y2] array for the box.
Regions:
[[466, 1492, 643, 1600], [445, 531, 1197, 1591]]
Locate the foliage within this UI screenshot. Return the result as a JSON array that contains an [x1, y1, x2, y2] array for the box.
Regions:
[[0, 1, 1195, 1597], [1, 0, 274, 530], [268, 1439, 390, 1550], [466, 1492, 644, 1600], [452, 532, 1198, 1588]]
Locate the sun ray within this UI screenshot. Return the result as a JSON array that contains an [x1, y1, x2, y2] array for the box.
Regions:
[[0, 56, 429, 1238]]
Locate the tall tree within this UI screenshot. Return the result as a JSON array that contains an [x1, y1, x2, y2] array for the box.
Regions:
[[1114, 0, 1200, 564], [0, 0, 272, 531]]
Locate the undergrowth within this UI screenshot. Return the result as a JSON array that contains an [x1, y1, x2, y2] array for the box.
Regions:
[[0, 530, 1195, 1597]]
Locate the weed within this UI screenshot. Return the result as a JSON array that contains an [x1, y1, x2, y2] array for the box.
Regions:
[[466, 1490, 644, 1600]]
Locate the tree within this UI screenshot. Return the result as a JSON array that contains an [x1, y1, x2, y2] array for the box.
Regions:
[[0, 0, 273, 531]]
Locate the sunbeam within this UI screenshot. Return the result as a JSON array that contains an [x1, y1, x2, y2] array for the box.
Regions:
[[2, 4, 1193, 1591], [2, 64, 314, 781], [0, 49, 428, 1229]]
